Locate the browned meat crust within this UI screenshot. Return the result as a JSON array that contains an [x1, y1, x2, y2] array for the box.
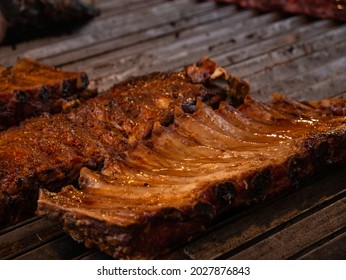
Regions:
[[37, 94, 346, 259], [0, 58, 95, 131], [216, 0, 346, 21], [0, 0, 99, 45], [0, 57, 249, 224]]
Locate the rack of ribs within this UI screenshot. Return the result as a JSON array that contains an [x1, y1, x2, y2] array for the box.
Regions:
[[0, 57, 249, 224], [37, 93, 346, 259], [215, 0, 346, 21], [0, 58, 96, 131]]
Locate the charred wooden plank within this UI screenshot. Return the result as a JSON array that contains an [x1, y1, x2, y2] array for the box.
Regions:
[[0, 218, 63, 259], [168, 168, 346, 260], [15, 235, 89, 260], [299, 232, 346, 260], [229, 197, 346, 259]]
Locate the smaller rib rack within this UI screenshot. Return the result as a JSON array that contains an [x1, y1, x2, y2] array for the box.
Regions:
[[0, 58, 94, 130]]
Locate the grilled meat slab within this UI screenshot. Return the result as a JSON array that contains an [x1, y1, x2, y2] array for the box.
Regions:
[[216, 0, 346, 21], [0, 58, 95, 131], [0, 0, 99, 45], [0, 57, 249, 223], [37, 94, 346, 259]]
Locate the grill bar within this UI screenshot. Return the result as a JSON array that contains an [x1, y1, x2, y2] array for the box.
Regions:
[[0, 0, 345, 260], [230, 197, 346, 260], [170, 168, 346, 260], [299, 232, 346, 260]]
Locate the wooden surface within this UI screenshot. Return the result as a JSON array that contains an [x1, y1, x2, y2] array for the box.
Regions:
[[0, 0, 345, 260]]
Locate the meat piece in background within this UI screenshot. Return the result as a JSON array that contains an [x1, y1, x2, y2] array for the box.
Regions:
[[0, 0, 99, 45], [215, 0, 346, 21]]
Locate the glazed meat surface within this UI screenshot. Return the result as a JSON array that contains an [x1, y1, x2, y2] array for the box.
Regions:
[[0, 58, 94, 131], [216, 0, 346, 21], [37, 94, 346, 259], [0, 58, 249, 223]]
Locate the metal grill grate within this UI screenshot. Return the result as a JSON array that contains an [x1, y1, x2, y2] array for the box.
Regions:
[[0, 0, 345, 260]]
